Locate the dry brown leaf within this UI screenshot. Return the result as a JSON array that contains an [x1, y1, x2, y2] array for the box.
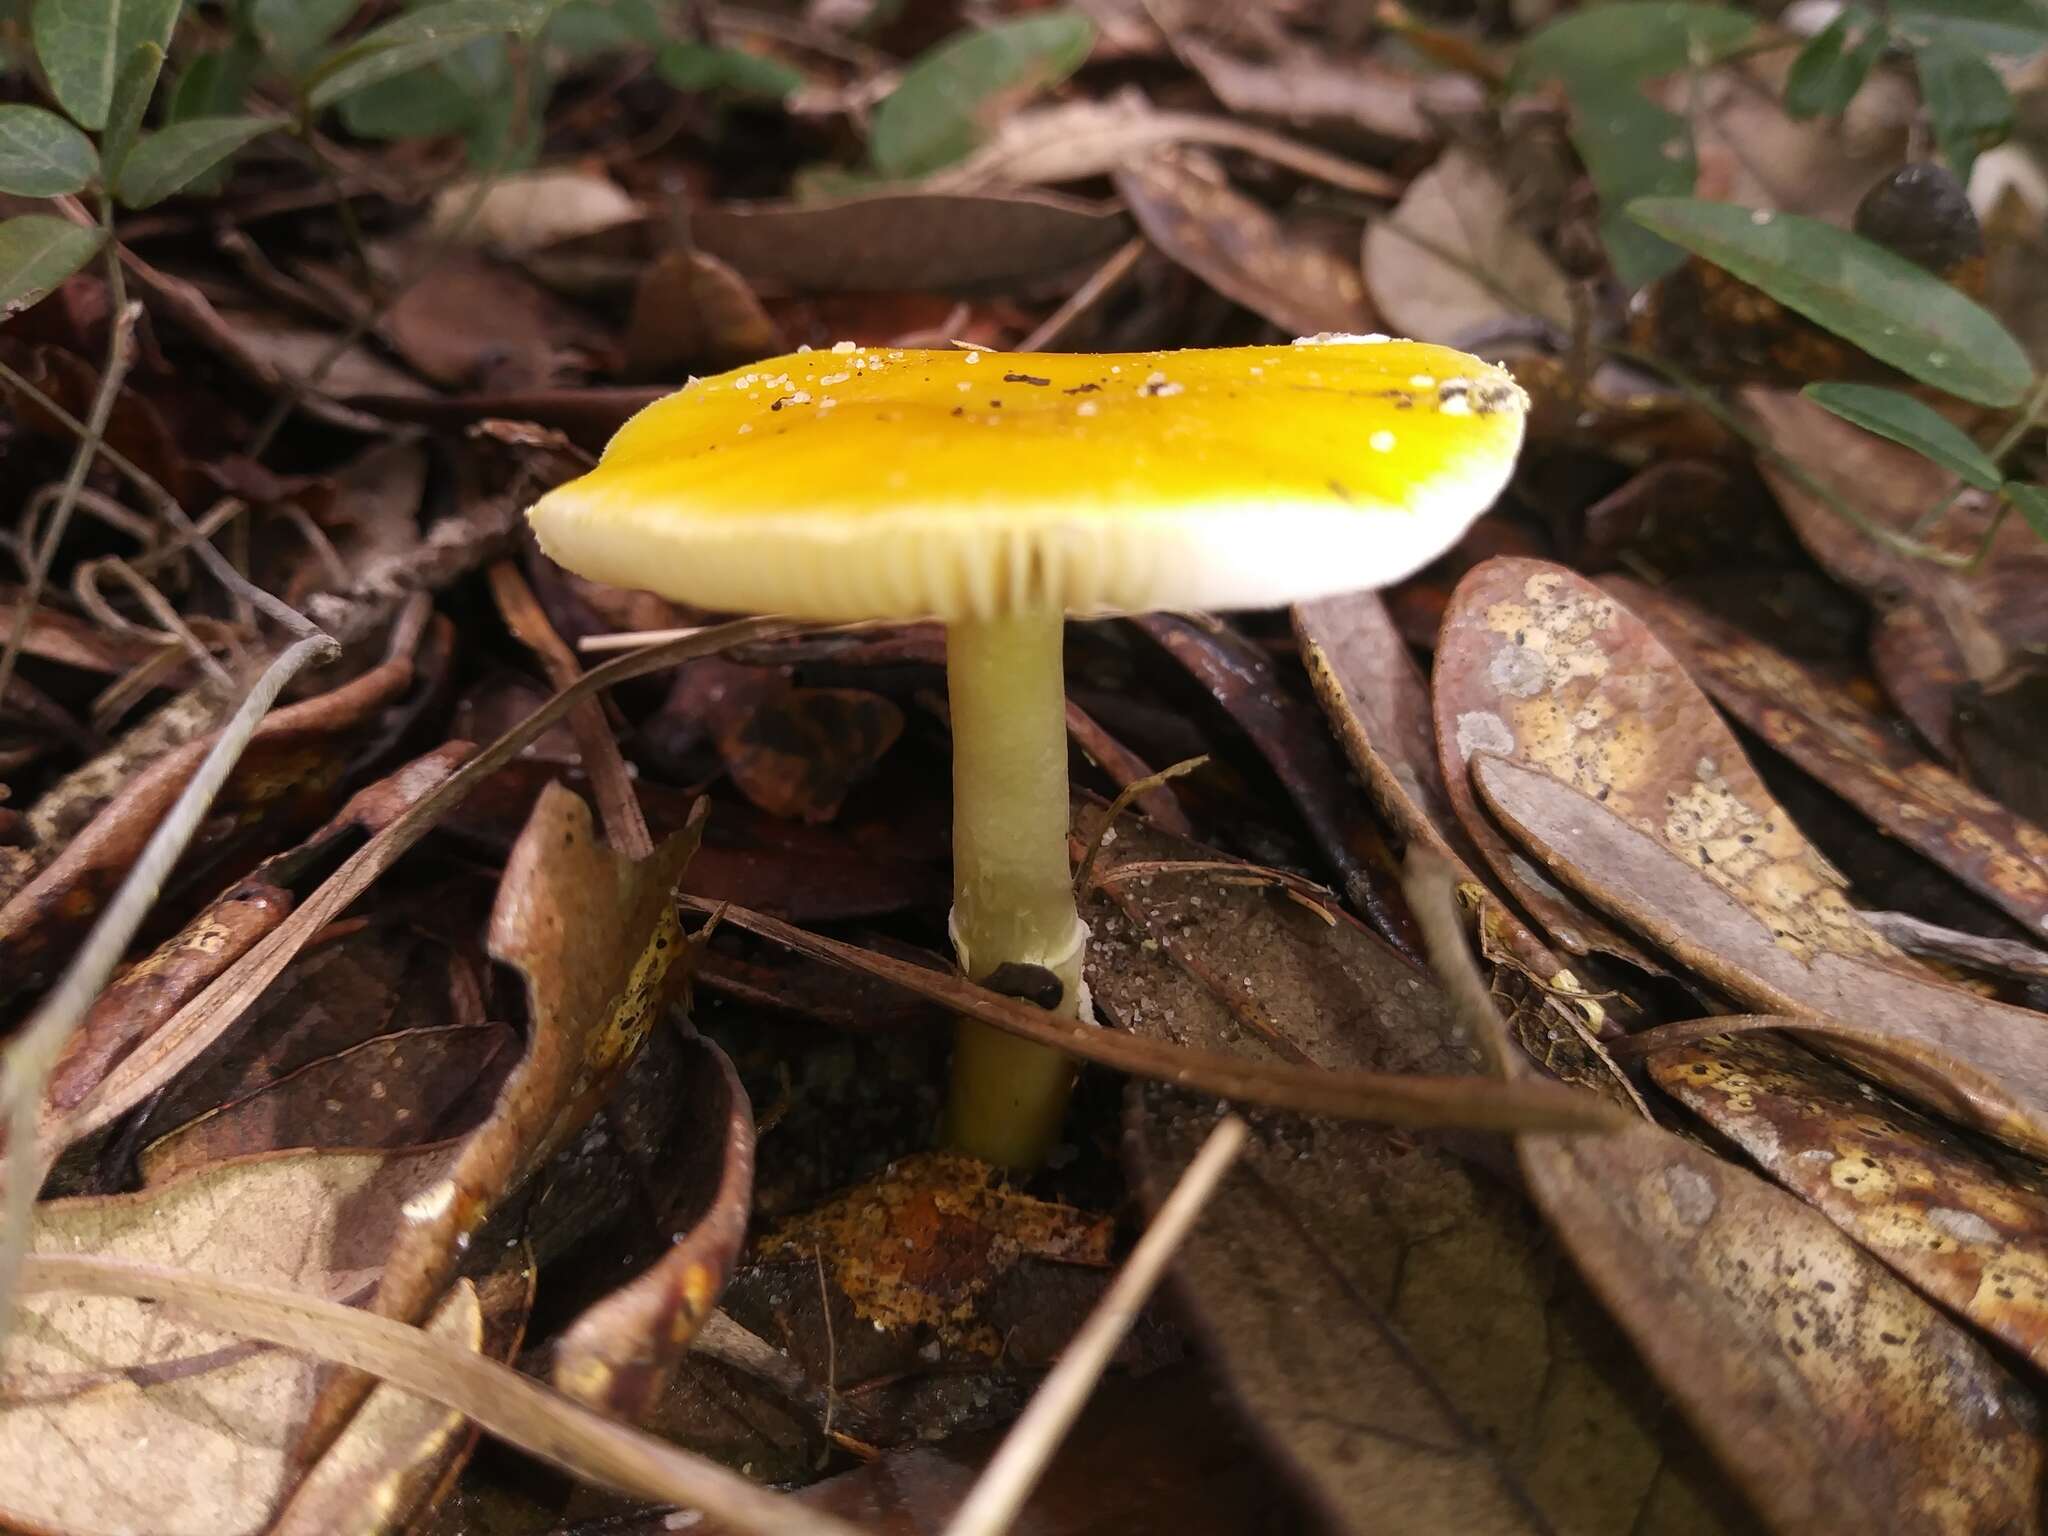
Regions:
[[0, 627, 421, 1006], [1294, 590, 1627, 1044], [1651, 1029, 2048, 1379], [1473, 751, 2048, 1158], [268, 1276, 514, 1536], [1178, 38, 1440, 146], [1606, 575, 2048, 938], [750, 1152, 1112, 1363], [1521, 1119, 2046, 1535], [138, 1023, 518, 1186], [553, 1031, 754, 1420], [430, 170, 644, 255], [1743, 387, 2048, 758], [1114, 153, 1373, 337], [1431, 559, 1681, 972], [693, 191, 1133, 293], [1363, 147, 1575, 345], [365, 783, 704, 1331], [624, 249, 784, 379], [0, 1146, 448, 1536]]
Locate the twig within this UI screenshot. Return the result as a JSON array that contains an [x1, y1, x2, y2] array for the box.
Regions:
[[1072, 753, 1208, 897], [0, 363, 323, 639], [939, 1115, 1247, 1536], [1019, 238, 1147, 352], [0, 297, 140, 704], [814, 1243, 837, 1468], [0, 630, 339, 1342], [17, 1253, 867, 1536]]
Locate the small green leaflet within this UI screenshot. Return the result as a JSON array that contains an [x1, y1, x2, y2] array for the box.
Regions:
[[115, 115, 281, 207], [657, 41, 801, 99], [305, 0, 554, 110], [1509, 3, 1756, 288], [869, 11, 1095, 180], [0, 214, 107, 317], [2004, 483, 2048, 542], [101, 41, 165, 182], [1891, 0, 2048, 55], [1912, 39, 2013, 185], [1628, 198, 2034, 407], [0, 104, 99, 197], [31, 0, 182, 131], [1784, 6, 1886, 119], [1802, 383, 2003, 490], [1509, 2, 1754, 93]]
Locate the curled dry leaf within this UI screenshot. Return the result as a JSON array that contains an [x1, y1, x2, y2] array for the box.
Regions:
[[1362, 146, 1575, 345], [553, 1030, 755, 1420], [1605, 575, 2048, 937], [138, 1022, 519, 1186], [1178, 38, 1441, 147], [1520, 1120, 2046, 1536], [1431, 559, 1681, 972], [692, 191, 1133, 294], [429, 169, 644, 255], [1113, 153, 1374, 338], [1473, 751, 2048, 1159], [0, 625, 421, 1005], [0, 1146, 450, 1536], [1294, 589, 1632, 1047], [366, 783, 705, 1331], [624, 248, 784, 379], [713, 686, 905, 825], [1651, 1029, 2048, 1379]]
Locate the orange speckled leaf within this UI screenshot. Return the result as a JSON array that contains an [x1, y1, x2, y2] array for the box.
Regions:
[[753, 1152, 1112, 1361], [1650, 1029, 2048, 1377], [1474, 751, 2048, 1158], [1608, 574, 2048, 938], [1521, 1120, 2046, 1536]]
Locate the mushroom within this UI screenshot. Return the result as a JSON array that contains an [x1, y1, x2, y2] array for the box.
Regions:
[[527, 335, 1528, 1168]]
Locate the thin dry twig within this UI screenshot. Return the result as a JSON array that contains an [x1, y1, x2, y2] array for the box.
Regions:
[[682, 896, 1631, 1134], [940, 1115, 1247, 1536], [0, 630, 340, 1343], [17, 1253, 866, 1536], [1072, 753, 1209, 897], [0, 301, 140, 704]]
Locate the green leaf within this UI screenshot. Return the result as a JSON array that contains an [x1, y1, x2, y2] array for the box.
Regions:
[[1892, 0, 2048, 54], [869, 10, 1094, 180], [2004, 482, 2048, 542], [251, 0, 362, 69], [1803, 382, 2004, 489], [656, 40, 801, 99], [1510, 2, 1754, 92], [337, 36, 505, 140], [169, 40, 260, 122], [1628, 197, 2035, 406], [0, 213, 106, 316], [1784, 5, 1887, 119], [0, 103, 99, 195], [1913, 39, 2013, 185], [100, 40, 164, 181], [305, 0, 551, 109], [32, 0, 182, 130], [114, 113, 280, 206], [1569, 82, 1695, 287], [549, 0, 664, 55]]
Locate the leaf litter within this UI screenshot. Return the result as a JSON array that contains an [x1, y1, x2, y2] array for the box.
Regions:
[[7, 3, 2048, 1532]]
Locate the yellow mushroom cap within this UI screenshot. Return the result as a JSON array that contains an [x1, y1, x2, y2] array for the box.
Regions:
[[527, 335, 1527, 623]]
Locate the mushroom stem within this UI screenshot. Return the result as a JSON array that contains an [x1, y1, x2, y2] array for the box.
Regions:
[[941, 609, 1084, 1168]]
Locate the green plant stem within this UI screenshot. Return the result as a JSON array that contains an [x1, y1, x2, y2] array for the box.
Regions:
[[941, 610, 1083, 1169]]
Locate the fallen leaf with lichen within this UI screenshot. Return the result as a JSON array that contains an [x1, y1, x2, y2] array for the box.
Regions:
[[1650, 1029, 2048, 1376]]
